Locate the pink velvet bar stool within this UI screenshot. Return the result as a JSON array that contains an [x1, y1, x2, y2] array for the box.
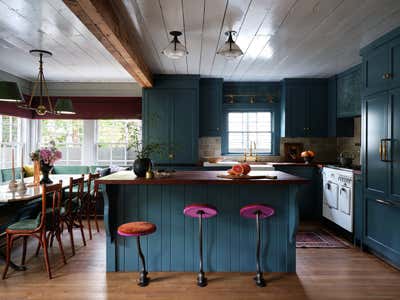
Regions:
[[117, 221, 157, 287], [183, 203, 218, 287], [240, 204, 275, 287]]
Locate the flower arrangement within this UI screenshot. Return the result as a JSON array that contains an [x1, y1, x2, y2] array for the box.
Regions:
[[30, 141, 62, 166]]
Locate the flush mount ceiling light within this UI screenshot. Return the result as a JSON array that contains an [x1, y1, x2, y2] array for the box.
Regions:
[[217, 31, 243, 59], [0, 81, 24, 103], [19, 49, 75, 116], [162, 31, 188, 59]]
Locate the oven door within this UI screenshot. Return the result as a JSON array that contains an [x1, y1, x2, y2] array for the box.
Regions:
[[339, 186, 352, 215], [323, 181, 338, 209]]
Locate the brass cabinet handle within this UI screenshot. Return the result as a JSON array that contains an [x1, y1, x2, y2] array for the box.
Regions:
[[379, 140, 383, 161], [380, 138, 392, 162], [382, 73, 392, 79], [168, 153, 174, 159]]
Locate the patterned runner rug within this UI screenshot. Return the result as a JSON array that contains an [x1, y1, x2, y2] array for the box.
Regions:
[[296, 230, 350, 248]]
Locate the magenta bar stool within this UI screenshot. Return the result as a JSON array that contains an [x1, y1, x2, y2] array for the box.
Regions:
[[240, 204, 275, 287], [117, 221, 157, 287], [183, 203, 218, 287]]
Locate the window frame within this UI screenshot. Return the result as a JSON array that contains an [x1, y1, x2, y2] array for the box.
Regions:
[[221, 104, 280, 156]]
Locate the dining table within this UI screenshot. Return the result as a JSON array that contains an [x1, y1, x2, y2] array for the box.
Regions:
[[0, 174, 89, 271]]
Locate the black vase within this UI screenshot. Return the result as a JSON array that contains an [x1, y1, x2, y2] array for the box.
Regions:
[[40, 162, 53, 184], [133, 158, 152, 177]]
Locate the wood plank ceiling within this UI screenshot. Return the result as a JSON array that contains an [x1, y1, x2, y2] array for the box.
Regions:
[[124, 0, 400, 81], [0, 0, 133, 82]]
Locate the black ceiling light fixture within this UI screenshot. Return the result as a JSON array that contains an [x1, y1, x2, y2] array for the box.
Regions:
[[19, 49, 75, 116], [217, 31, 243, 59], [162, 31, 188, 59]]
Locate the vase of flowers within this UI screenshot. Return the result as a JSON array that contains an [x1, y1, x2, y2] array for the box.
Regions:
[[30, 141, 62, 184]]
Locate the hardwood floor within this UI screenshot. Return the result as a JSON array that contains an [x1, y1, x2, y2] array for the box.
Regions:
[[1, 222, 399, 300]]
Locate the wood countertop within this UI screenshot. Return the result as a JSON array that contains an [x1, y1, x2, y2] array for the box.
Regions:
[[96, 170, 310, 185]]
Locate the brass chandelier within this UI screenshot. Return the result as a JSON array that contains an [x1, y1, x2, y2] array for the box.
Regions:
[[19, 49, 75, 115]]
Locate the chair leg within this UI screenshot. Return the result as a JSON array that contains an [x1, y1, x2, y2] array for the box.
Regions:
[[93, 204, 100, 233], [197, 212, 207, 287], [68, 222, 76, 256], [21, 236, 28, 266], [78, 213, 87, 246], [55, 230, 67, 265], [2, 234, 14, 280], [41, 232, 52, 279], [136, 236, 149, 287], [86, 206, 92, 240], [255, 212, 266, 287]]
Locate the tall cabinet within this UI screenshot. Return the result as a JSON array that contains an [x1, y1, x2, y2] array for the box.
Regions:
[[361, 27, 400, 268], [142, 76, 199, 165]]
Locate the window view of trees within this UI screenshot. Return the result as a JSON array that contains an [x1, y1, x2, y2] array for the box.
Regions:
[[96, 119, 141, 165], [0, 115, 23, 168], [40, 120, 83, 165]]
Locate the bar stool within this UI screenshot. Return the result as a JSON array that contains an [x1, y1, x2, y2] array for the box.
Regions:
[[183, 203, 218, 287], [117, 221, 156, 287], [240, 204, 275, 287]]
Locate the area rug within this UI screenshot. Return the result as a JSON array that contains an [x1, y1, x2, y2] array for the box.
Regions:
[[296, 230, 350, 248]]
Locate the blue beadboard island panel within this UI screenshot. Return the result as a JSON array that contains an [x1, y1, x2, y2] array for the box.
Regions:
[[99, 171, 308, 273]]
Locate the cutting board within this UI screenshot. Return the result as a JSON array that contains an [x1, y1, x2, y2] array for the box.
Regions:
[[217, 174, 278, 180]]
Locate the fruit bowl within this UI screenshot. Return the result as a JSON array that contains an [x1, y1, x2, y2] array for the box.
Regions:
[[301, 150, 315, 164]]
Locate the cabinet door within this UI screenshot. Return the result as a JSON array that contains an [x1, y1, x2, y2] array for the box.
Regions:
[[364, 92, 388, 197], [363, 45, 390, 95], [389, 37, 400, 89], [365, 197, 400, 267], [337, 67, 362, 118], [388, 89, 400, 201], [308, 85, 328, 137], [143, 89, 172, 164], [199, 79, 222, 137], [172, 89, 198, 164], [287, 86, 308, 137]]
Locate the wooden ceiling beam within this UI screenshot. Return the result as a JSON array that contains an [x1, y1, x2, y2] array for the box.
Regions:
[[63, 0, 153, 87]]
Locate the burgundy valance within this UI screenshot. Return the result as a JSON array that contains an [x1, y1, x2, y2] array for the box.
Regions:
[[0, 96, 142, 119]]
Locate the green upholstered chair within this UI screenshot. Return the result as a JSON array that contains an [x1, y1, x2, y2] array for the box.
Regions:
[[2, 181, 66, 280]]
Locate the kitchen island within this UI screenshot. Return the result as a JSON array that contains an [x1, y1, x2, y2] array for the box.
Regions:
[[97, 170, 309, 273]]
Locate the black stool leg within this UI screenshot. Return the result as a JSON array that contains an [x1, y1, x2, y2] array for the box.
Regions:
[[197, 211, 207, 287], [136, 236, 149, 287], [255, 211, 266, 287]]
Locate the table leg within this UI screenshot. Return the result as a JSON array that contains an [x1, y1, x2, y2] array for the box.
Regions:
[[0, 251, 27, 271]]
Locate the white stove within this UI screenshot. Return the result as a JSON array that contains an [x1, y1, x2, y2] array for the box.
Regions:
[[322, 166, 354, 232]]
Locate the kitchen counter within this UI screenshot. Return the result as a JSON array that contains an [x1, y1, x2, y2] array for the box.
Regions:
[[99, 170, 309, 273]]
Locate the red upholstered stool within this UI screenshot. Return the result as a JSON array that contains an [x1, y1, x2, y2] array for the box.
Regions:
[[117, 221, 156, 286], [183, 204, 218, 287], [240, 204, 275, 287]]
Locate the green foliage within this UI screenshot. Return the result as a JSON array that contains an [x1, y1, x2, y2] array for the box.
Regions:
[[126, 122, 165, 159]]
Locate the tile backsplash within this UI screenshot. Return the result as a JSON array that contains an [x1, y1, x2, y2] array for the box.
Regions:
[[199, 117, 362, 165]]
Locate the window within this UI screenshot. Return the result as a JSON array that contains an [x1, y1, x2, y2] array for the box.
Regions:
[[96, 119, 141, 165], [227, 112, 272, 154], [0, 115, 23, 169], [40, 120, 83, 165]]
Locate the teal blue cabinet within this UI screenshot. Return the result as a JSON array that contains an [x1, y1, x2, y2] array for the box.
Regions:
[[361, 30, 400, 96], [273, 165, 319, 220], [143, 76, 199, 165], [337, 65, 361, 117], [199, 78, 223, 137], [281, 79, 328, 137], [388, 88, 400, 202], [353, 174, 363, 246]]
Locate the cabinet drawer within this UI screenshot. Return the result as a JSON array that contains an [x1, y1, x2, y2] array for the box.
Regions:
[[365, 197, 400, 265]]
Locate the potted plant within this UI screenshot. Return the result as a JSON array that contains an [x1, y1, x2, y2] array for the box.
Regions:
[[127, 124, 165, 177], [30, 141, 62, 184]]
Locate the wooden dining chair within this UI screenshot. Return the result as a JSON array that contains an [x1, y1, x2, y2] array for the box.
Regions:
[[61, 175, 86, 256], [85, 173, 100, 240], [2, 181, 66, 279]]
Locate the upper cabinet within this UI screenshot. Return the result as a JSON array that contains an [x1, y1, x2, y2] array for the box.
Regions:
[[281, 79, 328, 138], [361, 29, 400, 96], [337, 65, 361, 118], [143, 76, 199, 165], [199, 78, 223, 137]]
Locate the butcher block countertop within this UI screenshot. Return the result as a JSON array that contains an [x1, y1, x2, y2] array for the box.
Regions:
[[96, 170, 310, 185]]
